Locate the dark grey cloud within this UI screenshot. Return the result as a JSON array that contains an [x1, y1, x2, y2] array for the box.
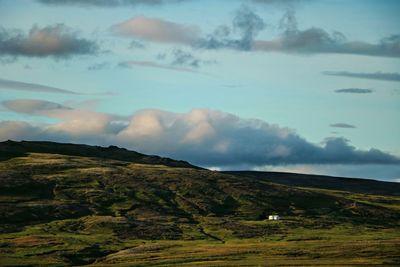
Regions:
[[324, 71, 400, 82], [233, 5, 266, 50], [0, 24, 98, 59], [0, 78, 81, 94], [330, 123, 356, 129], [198, 6, 266, 51], [254, 8, 400, 58], [37, 0, 183, 7], [252, 8, 400, 58], [334, 88, 373, 94], [1, 107, 398, 167]]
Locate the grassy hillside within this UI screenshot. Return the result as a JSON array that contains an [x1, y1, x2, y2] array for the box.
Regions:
[[0, 141, 399, 266]]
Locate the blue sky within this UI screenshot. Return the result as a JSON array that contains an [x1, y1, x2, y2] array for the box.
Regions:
[[0, 0, 399, 181]]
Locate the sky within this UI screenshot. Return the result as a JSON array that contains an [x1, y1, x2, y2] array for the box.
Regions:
[[0, 0, 399, 181]]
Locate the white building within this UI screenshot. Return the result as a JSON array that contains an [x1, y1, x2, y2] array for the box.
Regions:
[[268, 215, 280, 220]]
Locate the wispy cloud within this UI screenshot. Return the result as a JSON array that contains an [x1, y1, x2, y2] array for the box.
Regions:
[[1, 103, 398, 166], [0, 78, 81, 94], [1, 99, 70, 114], [36, 0, 183, 7], [330, 123, 356, 129], [87, 62, 110, 71], [324, 71, 400, 82], [0, 78, 114, 95], [251, 0, 308, 4], [118, 60, 200, 73], [0, 24, 98, 59], [37, 0, 306, 8], [334, 88, 373, 94], [169, 48, 202, 67], [158, 48, 216, 68]]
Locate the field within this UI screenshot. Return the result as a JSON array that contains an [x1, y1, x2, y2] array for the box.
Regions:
[[0, 141, 399, 266]]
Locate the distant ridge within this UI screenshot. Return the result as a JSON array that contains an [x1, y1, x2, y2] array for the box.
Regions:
[[0, 140, 198, 169], [226, 171, 400, 196]]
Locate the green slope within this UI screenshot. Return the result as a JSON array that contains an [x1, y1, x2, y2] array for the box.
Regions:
[[0, 141, 399, 266]]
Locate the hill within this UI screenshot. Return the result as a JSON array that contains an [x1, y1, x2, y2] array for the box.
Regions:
[[0, 141, 399, 266]]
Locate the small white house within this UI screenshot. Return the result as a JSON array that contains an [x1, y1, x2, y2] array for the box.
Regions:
[[268, 215, 280, 220]]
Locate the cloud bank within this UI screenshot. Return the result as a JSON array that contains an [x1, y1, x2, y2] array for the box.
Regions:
[[0, 24, 98, 59], [1, 99, 399, 168]]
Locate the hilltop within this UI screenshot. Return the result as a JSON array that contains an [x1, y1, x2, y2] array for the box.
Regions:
[[0, 141, 399, 266], [0, 140, 196, 168]]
